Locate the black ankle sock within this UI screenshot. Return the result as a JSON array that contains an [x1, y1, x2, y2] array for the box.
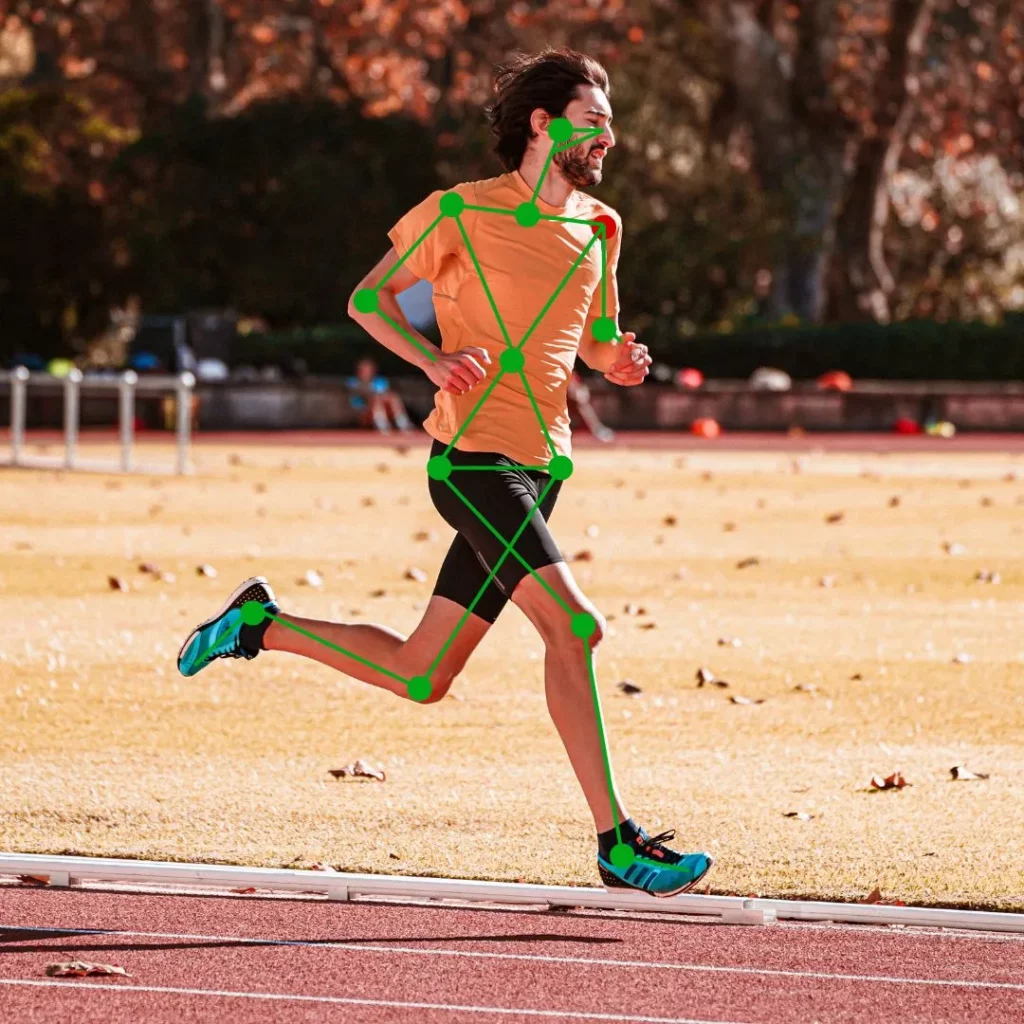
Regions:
[[597, 817, 642, 858], [239, 606, 277, 653]]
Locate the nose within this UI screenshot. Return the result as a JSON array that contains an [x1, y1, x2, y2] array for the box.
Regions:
[[600, 125, 615, 149]]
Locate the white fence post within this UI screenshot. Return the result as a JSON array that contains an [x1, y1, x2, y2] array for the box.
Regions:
[[118, 370, 137, 473], [64, 368, 82, 470], [10, 367, 29, 467], [175, 372, 195, 475]]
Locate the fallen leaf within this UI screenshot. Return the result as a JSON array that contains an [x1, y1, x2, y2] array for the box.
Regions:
[[585, 524, 600, 538], [663, 514, 678, 526], [17, 874, 50, 886], [950, 765, 990, 781], [107, 576, 128, 592], [730, 695, 764, 705], [228, 453, 242, 466], [370, 588, 387, 598], [952, 652, 973, 665], [617, 680, 643, 696], [869, 771, 911, 791], [404, 567, 428, 582], [696, 666, 716, 686], [819, 575, 836, 588], [254, 482, 267, 494], [850, 673, 864, 681], [783, 811, 814, 821], [309, 862, 338, 872], [413, 530, 438, 542], [975, 570, 1001, 584], [637, 621, 658, 630], [888, 496, 901, 508], [858, 887, 906, 907], [723, 521, 737, 532], [943, 541, 966, 556], [825, 512, 845, 524], [572, 550, 594, 562], [793, 683, 818, 693], [361, 496, 375, 507], [980, 496, 993, 507], [329, 759, 386, 782], [138, 562, 160, 575], [196, 564, 218, 578], [736, 557, 760, 569], [231, 887, 258, 894], [717, 636, 742, 647], [623, 602, 644, 615], [375, 462, 390, 473], [389, 852, 401, 859], [300, 569, 324, 588], [46, 961, 129, 978]]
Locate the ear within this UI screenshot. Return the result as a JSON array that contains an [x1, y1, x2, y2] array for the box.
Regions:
[[528, 106, 551, 141]]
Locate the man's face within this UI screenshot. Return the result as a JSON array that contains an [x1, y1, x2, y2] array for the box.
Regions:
[[356, 359, 376, 381], [552, 84, 615, 188]]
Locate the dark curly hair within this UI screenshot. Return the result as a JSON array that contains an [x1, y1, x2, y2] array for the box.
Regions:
[[487, 48, 610, 172]]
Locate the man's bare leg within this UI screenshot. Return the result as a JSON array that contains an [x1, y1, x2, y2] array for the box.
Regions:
[[263, 596, 490, 703], [511, 562, 627, 833]]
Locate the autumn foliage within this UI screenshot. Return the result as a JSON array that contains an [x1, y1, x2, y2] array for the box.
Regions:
[[1, 0, 1023, 361]]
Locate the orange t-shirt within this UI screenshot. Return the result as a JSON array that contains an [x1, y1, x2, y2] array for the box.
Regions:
[[388, 171, 622, 467]]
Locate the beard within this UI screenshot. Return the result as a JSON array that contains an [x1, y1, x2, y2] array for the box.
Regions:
[[554, 142, 604, 188]]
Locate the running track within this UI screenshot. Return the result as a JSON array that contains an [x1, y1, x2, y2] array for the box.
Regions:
[[1, 884, 1022, 1023]]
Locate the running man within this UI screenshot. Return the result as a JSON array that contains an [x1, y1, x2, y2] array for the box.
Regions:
[[177, 48, 712, 897]]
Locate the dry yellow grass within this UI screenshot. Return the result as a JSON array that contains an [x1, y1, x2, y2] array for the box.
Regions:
[[2, 438, 1023, 911]]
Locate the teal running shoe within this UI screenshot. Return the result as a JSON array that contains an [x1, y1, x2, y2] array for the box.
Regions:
[[598, 827, 712, 898], [177, 576, 279, 678]]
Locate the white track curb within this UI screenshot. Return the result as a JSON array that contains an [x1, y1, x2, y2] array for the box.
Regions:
[[2, 853, 1021, 933]]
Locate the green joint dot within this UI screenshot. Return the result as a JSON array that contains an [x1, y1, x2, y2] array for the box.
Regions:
[[547, 117, 574, 144], [408, 675, 433, 702], [609, 843, 635, 869], [592, 317, 617, 342], [515, 202, 541, 228], [353, 288, 378, 314], [499, 348, 525, 373], [427, 454, 452, 481], [439, 191, 465, 217], [239, 600, 267, 626], [548, 455, 574, 481], [571, 612, 597, 639]]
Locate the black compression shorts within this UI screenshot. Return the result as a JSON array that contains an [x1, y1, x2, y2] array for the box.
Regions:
[[427, 439, 565, 623]]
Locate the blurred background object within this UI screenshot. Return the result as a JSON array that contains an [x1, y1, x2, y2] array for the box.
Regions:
[[2, 0, 1024, 434]]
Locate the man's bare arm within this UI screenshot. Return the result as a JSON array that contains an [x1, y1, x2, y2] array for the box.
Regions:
[[347, 249, 439, 371], [347, 248, 491, 396]]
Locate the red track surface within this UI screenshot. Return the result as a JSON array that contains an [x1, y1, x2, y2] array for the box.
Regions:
[[6, 427, 1024, 454], [1, 886, 1022, 1023]]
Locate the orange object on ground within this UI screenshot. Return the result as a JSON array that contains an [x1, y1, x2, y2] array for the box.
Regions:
[[818, 370, 853, 392], [677, 367, 704, 389], [692, 417, 721, 438]]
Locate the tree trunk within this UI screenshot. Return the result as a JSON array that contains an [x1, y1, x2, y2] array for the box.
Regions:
[[828, 0, 937, 322]]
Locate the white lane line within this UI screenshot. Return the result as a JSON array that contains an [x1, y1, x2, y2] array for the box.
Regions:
[[0, 979, 747, 1024], [3, 924, 1023, 992]]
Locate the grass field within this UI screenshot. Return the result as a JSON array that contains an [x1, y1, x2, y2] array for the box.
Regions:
[[2, 438, 1023, 911]]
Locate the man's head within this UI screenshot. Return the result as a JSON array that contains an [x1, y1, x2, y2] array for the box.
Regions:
[[488, 48, 614, 188], [355, 358, 377, 382]]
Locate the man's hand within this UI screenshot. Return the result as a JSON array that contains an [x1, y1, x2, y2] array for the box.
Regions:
[[425, 347, 492, 396], [603, 333, 651, 387]]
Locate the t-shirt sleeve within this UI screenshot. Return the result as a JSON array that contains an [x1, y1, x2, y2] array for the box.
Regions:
[[584, 213, 622, 330], [387, 190, 461, 284]]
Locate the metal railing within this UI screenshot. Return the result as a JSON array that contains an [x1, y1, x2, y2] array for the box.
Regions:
[[0, 368, 195, 474]]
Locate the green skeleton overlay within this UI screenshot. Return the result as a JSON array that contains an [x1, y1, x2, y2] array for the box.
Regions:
[[241, 122, 687, 880]]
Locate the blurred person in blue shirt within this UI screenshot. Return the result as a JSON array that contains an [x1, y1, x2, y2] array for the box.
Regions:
[[346, 357, 413, 433]]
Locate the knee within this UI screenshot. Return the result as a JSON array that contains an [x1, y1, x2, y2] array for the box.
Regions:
[[413, 666, 459, 705], [539, 602, 607, 650]]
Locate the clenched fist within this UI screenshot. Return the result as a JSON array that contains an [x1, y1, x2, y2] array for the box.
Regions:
[[426, 347, 492, 396]]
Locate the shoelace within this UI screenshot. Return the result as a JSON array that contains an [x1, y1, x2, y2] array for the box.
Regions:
[[636, 829, 680, 864]]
